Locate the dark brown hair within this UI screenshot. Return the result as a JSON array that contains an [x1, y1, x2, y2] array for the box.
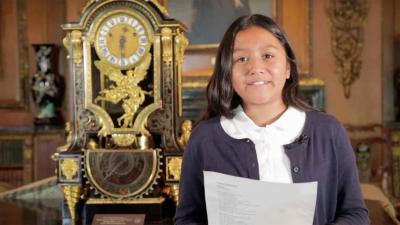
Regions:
[[201, 14, 314, 120]]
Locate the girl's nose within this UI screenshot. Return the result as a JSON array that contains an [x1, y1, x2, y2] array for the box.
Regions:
[[247, 58, 265, 76]]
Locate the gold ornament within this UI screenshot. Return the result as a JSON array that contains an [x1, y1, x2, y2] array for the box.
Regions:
[[167, 157, 182, 181], [178, 120, 192, 148], [57, 122, 73, 152], [112, 133, 136, 147], [95, 53, 152, 131], [63, 185, 82, 225], [60, 159, 79, 180]]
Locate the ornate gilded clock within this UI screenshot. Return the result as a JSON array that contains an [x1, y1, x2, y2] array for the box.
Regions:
[[86, 149, 159, 199], [56, 1, 189, 225]]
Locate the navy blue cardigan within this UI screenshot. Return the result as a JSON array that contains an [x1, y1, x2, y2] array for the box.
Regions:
[[174, 111, 369, 225]]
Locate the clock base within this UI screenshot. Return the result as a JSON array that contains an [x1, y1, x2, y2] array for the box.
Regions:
[[81, 197, 175, 225]]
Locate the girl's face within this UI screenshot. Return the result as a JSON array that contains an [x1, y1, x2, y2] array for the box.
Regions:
[[231, 26, 290, 110]]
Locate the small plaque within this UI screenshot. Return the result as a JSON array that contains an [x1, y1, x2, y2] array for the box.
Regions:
[[92, 214, 145, 225]]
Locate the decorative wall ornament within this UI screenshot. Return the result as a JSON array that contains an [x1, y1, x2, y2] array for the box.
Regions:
[[327, 0, 369, 98]]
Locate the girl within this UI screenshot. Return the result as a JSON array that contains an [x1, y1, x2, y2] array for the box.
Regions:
[[175, 14, 369, 225]]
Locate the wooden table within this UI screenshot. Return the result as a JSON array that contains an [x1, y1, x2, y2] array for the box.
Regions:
[[0, 199, 396, 225]]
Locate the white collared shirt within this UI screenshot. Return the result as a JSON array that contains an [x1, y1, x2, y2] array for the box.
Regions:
[[220, 106, 306, 183]]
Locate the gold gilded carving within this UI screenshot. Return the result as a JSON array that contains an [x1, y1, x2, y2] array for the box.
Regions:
[[87, 138, 99, 149], [63, 30, 83, 66], [170, 184, 179, 205], [94, 53, 152, 131], [162, 184, 180, 205], [97, 118, 109, 138], [86, 197, 165, 204], [138, 134, 151, 150], [111, 134, 136, 147], [161, 27, 172, 65], [63, 185, 82, 225], [166, 156, 182, 181], [57, 122, 73, 152], [60, 159, 79, 180], [327, 0, 368, 98], [178, 120, 192, 148], [175, 30, 188, 116]]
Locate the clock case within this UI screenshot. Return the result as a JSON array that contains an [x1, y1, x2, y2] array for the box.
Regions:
[[55, 1, 188, 224]]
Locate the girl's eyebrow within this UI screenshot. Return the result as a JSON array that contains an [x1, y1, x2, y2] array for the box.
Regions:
[[233, 44, 279, 53]]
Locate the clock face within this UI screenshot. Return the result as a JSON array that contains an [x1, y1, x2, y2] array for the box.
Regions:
[[86, 149, 159, 198], [95, 14, 151, 69]]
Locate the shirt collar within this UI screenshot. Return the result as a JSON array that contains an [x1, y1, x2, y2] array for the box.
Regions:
[[232, 105, 262, 132], [232, 105, 304, 133], [271, 106, 303, 131]]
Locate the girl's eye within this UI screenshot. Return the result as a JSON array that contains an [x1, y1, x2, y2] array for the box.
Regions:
[[263, 54, 273, 59], [235, 56, 248, 63]]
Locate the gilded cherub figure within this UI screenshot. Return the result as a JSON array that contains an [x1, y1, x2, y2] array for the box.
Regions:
[[95, 54, 152, 129]]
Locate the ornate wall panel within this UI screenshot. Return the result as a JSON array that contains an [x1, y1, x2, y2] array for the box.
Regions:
[[0, 0, 29, 110]]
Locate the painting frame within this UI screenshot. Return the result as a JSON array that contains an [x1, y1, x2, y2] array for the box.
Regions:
[[165, 0, 277, 50], [298, 77, 325, 110]]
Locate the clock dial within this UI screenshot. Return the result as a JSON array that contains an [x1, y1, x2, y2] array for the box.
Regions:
[[86, 149, 159, 198], [95, 14, 151, 69]]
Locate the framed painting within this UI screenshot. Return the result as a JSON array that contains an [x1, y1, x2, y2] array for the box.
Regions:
[[167, 0, 276, 48]]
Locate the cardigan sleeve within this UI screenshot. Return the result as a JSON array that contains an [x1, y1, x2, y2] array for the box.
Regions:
[[328, 122, 370, 225], [174, 131, 208, 225]]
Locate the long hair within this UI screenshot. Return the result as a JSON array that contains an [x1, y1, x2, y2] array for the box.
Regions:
[[201, 14, 314, 121]]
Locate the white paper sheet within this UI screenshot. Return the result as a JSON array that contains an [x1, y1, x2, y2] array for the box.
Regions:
[[204, 171, 317, 225]]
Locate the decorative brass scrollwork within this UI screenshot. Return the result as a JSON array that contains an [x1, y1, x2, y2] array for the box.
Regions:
[[63, 30, 83, 66], [175, 30, 188, 116], [161, 27, 173, 65]]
